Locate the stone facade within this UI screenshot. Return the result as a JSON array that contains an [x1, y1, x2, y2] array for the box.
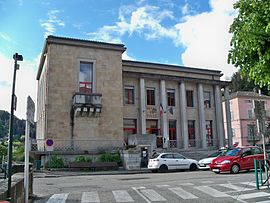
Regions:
[[36, 36, 230, 152]]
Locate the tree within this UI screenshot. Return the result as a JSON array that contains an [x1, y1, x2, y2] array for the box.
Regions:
[[228, 0, 270, 88], [230, 71, 270, 95]]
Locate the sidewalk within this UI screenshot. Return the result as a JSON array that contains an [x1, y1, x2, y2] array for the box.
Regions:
[[34, 167, 151, 178]]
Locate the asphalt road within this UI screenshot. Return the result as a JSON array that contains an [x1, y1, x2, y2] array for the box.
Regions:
[[33, 170, 270, 203]]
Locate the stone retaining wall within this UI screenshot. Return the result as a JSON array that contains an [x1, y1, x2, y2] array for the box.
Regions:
[[0, 172, 33, 203]]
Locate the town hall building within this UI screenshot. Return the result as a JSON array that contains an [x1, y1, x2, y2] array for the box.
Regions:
[[36, 36, 231, 153]]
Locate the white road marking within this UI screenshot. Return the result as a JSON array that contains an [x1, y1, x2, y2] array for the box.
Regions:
[[195, 186, 230, 197], [256, 201, 270, 203], [112, 190, 134, 202], [219, 183, 253, 192], [132, 187, 151, 203], [169, 187, 198, 199], [140, 189, 167, 201], [46, 193, 69, 203], [81, 192, 100, 203], [234, 192, 270, 200], [179, 183, 194, 186], [156, 185, 170, 187], [241, 181, 270, 189]]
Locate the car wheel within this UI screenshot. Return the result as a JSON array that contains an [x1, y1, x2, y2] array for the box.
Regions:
[[189, 163, 197, 171], [230, 164, 240, 174], [151, 169, 158, 173], [159, 164, 168, 173]]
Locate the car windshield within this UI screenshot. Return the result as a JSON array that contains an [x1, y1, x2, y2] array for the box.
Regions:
[[225, 148, 241, 156]]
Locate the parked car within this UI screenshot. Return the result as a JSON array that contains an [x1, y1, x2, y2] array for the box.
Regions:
[[198, 149, 227, 170], [147, 152, 198, 173], [209, 146, 266, 174]]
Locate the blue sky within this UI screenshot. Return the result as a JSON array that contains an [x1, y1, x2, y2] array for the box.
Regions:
[[0, 0, 237, 119]]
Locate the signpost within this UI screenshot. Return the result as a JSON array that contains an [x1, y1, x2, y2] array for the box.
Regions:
[[24, 96, 35, 203]]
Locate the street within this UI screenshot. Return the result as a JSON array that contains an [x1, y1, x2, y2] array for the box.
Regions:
[[33, 170, 270, 203]]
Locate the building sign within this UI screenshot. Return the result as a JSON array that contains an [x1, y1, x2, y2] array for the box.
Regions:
[[146, 106, 157, 118]]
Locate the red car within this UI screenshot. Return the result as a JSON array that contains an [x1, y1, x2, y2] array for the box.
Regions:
[[209, 146, 266, 174]]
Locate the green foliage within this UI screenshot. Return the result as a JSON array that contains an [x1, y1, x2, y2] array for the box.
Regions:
[[228, 0, 270, 88], [99, 153, 122, 165], [50, 155, 65, 168], [75, 155, 92, 163], [13, 141, 24, 161], [230, 71, 270, 95], [0, 143, 7, 159]]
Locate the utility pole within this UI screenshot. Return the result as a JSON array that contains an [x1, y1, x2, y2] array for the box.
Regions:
[[7, 53, 23, 200]]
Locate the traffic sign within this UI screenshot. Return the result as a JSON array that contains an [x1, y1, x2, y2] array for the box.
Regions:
[[45, 139, 54, 151]]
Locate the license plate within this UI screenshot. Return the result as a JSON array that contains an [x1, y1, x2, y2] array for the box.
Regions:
[[212, 169, 220, 172], [199, 164, 205, 167]]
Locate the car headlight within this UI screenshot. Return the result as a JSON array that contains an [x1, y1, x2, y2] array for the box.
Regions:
[[220, 160, 231, 164]]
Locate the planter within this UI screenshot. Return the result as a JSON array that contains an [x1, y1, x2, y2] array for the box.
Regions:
[[68, 162, 91, 168]]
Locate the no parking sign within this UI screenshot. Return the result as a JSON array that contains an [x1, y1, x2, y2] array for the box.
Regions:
[[45, 139, 54, 151]]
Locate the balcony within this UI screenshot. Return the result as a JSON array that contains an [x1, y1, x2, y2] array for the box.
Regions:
[[72, 92, 102, 115]]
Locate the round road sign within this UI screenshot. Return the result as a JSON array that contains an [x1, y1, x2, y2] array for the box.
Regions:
[[46, 139, 54, 147]]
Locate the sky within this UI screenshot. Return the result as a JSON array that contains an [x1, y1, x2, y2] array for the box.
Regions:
[[0, 0, 238, 119]]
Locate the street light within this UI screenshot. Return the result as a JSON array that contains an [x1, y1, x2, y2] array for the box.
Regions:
[[7, 53, 23, 200]]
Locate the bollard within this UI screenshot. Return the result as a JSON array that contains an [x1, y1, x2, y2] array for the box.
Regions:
[[254, 159, 259, 190]]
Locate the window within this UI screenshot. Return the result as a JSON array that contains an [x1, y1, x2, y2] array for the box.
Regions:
[[203, 91, 211, 108], [173, 154, 185, 159], [169, 120, 177, 148], [167, 89, 175, 106], [252, 147, 262, 155], [186, 90, 194, 107], [146, 120, 159, 135], [247, 124, 256, 138], [123, 119, 137, 135], [161, 154, 174, 159], [123, 119, 137, 144], [124, 86, 135, 104], [205, 120, 213, 146], [188, 120, 195, 147], [79, 62, 93, 93], [248, 109, 254, 119], [146, 88, 155, 105]]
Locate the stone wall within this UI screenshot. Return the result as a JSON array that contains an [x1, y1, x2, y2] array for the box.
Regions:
[[0, 172, 33, 203]]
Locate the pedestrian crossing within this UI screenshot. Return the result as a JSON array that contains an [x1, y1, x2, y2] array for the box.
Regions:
[[44, 181, 270, 203]]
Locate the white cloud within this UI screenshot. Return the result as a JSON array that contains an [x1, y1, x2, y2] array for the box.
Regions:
[[176, 0, 238, 80], [40, 10, 65, 37], [0, 53, 38, 119], [87, 5, 176, 43], [122, 51, 136, 61]]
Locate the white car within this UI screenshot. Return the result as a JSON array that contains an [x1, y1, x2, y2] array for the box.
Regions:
[[198, 151, 225, 170], [147, 152, 198, 173]]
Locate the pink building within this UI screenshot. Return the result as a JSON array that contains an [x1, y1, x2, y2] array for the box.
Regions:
[[223, 91, 270, 147]]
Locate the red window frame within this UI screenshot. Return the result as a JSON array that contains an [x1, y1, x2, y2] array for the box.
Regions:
[[146, 88, 155, 105], [124, 87, 135, 104], [79, 81, 92, 93], [167, 90, 175, 106], [186, 90, 194, 107]]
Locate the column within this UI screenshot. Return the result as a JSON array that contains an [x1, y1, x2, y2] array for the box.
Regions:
[[139, 78, 146, 135], [179, 82, 188, 149], [160, 80, 169, 148], [224, 86, 233, 148], [198, 84, 207, 149], [214, 85, 225, 148]]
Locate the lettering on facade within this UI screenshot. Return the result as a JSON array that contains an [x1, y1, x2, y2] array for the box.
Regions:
[[146, 106, 157, 118]]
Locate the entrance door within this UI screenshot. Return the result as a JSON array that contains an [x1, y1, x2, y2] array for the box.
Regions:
[[140, 147, 149, 168]]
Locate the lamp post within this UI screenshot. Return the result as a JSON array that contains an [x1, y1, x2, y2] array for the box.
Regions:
[[7, 53, 23, 200]]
